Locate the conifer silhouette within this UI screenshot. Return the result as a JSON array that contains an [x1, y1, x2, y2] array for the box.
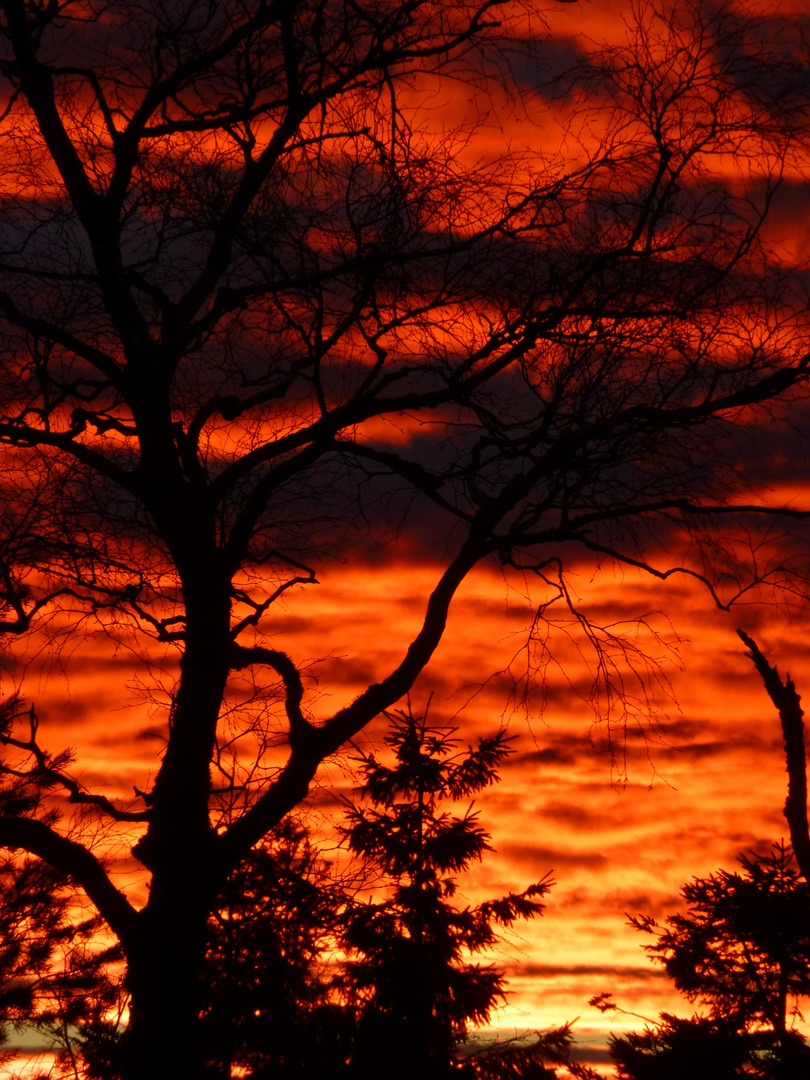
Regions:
[[602, 843, 810, 1079], [340, 702, 568, 1078]]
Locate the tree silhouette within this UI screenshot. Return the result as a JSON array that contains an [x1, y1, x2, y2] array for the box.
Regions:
[[198, 818, 354, 1080], [176, 705, 584, 1079], [0, 0, 806, 1074], [0, 856, 114, 1079], [339, 702, 584, 1079], [738, 631, 810, 883], [608, 1013, 787, 1080], [600, 843, 810, 1079]]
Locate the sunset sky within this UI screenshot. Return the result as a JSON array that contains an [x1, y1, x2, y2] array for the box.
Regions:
[[5, 0, 810, 1075]]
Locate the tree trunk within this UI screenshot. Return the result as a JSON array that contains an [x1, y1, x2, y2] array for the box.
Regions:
[[123, 897, 212, 1080], [737, 629, 810, 882], [123, 578, 232, 1079]]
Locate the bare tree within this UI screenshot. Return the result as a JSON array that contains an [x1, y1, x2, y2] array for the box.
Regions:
[[0, 0, 807, 1075]]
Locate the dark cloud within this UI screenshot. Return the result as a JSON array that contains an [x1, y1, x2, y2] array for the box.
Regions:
[[657, 737, 770, 763], [536, 799, 624, 830], [716, 833, 792, 867], [509, 962, 669, 981], [506, 35, 594, 96], [312, 656, 381, 690], [510, 746, 580, 766], [571, 1042, 613, 1066], [506, 733, 595, 769], [502, 843, 609, 871], [612, 895, 675, 921]]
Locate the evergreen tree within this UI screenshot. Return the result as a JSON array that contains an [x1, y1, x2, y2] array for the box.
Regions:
[[608, 1013, 770, 1080], [600, 843, 810, 1079], [199, 818, 354, 1079], [339, 703, 556, 1078], [194, 704, 594, 1080]]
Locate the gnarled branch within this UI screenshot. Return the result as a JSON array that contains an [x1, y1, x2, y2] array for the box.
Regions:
[[0, 815, 137, 945]]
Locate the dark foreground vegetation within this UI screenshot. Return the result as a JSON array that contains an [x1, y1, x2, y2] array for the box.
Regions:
[[595, 841, 810, 1079]]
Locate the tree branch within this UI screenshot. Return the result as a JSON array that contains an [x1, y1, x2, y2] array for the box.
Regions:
[[0, 290, 122, 386], [0, 815, 137, 945], [228, 643, 315, 748], [572, 536, 794, 612], [220, 533, 484, 866], [0, 706, 150, 824]]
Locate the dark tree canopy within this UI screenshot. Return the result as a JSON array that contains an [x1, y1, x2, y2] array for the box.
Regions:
[[631, 843, 810, 1036], [198, 819, 353, 1080], [0, 0, 806, 1075], [608, 1013, 810, 1080], [603, 843, 810, 1079]]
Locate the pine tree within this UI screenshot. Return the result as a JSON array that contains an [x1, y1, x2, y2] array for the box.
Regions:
[[199, 818, 354, 1079], [339, 703, 554, 1079]]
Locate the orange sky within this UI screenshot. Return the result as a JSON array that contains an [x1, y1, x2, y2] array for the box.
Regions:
[[11, 545, 810, 1071], [6, 1, 810, 1075]]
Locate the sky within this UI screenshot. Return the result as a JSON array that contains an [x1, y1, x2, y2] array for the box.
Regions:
[[5, 0, 810, 1075]]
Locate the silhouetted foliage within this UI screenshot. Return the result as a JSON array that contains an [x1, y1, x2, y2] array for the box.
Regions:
[[159, 704, 598, 1080], [608, 1013, 803, 1080], [339, 703, 568, 1078], [600, 843, 810, 1079], [632, 843, 810, 1037], [199, 819, 353, 1080], [459, 1023, 600, 1080], [0, 695, 123, 1078]]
